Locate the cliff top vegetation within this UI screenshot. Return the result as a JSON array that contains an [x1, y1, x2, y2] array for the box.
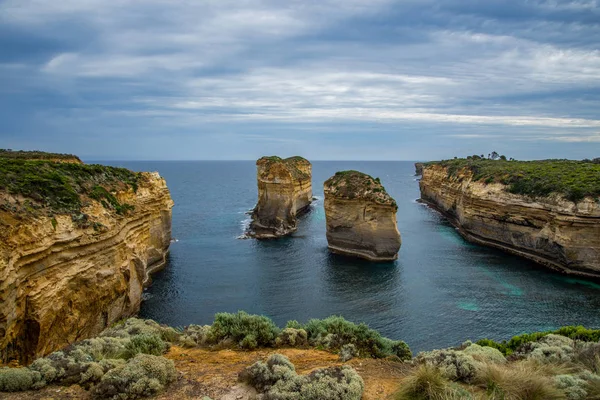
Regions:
[[324, 170, 398, 209], [0, 149, 82, 163], [425, 158, 600, 203], [2, 311, 599, 399], [257, 155, 311, 180], [0, 156, 140, 216]]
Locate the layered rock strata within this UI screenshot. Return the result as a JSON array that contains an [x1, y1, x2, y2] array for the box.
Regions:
[[0, 170, 173, 364], [324, 171, 401, 261], [249, 156, 312, 239], [419, 164, 600, 278]]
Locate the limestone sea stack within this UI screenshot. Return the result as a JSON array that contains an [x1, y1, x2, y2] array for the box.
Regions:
[[324, 171, 401, 261], [249, 156, 312, 239], [0, 152, 173, 364], [419, 160, 600, 278], [414, 162, 424, 176]]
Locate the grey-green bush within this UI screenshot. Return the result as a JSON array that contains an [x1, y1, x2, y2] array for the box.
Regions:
[[415, 348, 481, 383], [91, 354, 177, 400], [0, 367, 44, 392], [339, 344, 358, 362], [240, 354, 364, 400], [276, 328, 309, 347]]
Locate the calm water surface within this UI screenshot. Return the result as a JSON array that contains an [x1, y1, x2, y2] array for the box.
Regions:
[[100, 161, 600, 352]]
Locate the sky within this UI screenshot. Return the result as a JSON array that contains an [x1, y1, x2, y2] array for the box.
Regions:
[[0, 0, 599, 161]]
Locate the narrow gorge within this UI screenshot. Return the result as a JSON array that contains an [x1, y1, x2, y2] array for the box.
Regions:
[[249, 156, 312, 239], [419, 160, 600, 278], [324, 170, 401, 261], [0, 153, 174, 364]]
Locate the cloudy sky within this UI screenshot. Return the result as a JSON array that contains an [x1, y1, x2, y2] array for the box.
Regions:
[[1, 0, 599, 160]]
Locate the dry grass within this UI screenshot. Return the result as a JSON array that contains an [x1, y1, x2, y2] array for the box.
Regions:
[[476, 360, 567, 400], [395, 365, 470, 400]]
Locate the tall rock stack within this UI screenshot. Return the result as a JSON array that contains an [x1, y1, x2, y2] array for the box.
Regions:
[[324, 170, 401, 261], [249, 156, 312, 239]]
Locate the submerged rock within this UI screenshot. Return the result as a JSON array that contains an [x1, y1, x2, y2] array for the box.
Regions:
[[249, 156, 312, 239], [324, 171, 401, 261]]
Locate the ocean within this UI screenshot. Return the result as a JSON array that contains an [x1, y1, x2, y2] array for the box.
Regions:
[[100, 160, 600, 352]]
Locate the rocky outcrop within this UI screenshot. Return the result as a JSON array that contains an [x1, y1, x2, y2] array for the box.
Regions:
[[414, 163, 424, 176], [324, 171, 401, 261], [249, 156, 312, 239], [0, 170, 173, 364], [419, 164, 600, 278]]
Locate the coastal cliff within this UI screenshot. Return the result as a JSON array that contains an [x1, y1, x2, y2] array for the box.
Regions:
[[249, 156, 312, 239], [0, 154, 173, 364], [324, 171, 401, 261], [419, 160, 600, 278]]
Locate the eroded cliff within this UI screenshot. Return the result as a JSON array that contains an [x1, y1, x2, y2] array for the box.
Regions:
[[324, 171, 401, 261], [0, 157, 173, 364], [249, 156, 312, 239], [419, 163, 600, 278]]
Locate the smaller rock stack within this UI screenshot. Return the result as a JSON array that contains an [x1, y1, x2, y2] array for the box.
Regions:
[[324, 170, 401, 261], [414, 162, 424, 176], [250, 156, 312, 239]]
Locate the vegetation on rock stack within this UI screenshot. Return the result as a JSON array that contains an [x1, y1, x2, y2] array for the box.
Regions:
[[257, 155, 311, 180], [426, 158, 600, 202], [324, 170, 398, 209], [0, 150, 140, 215]]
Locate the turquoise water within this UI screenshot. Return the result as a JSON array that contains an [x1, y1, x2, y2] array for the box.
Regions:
[[101, 161, 600, 352]]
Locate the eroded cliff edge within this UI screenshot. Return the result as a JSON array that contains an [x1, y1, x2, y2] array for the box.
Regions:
[[0, 154, 174, 364], [419, 161, 600, 278], [324, 171, 401, 261], [249, 156, 312, 239]]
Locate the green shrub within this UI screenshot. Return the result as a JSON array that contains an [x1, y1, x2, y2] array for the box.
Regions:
[[476, 326, 600, 356], [208, 311, 280, 349], [241, 354, 364, 400], [0, 367, 44, 392], [124, 334, 169, 358], [303, 316, 411, 360], [91, 354, 177, 400]]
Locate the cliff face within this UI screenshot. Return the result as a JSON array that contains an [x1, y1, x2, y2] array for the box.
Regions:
[[0, 172, 173, 364], [250, 156, 312, 239], [419, 164, 600, 277], [324, 171, 401, 261]]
